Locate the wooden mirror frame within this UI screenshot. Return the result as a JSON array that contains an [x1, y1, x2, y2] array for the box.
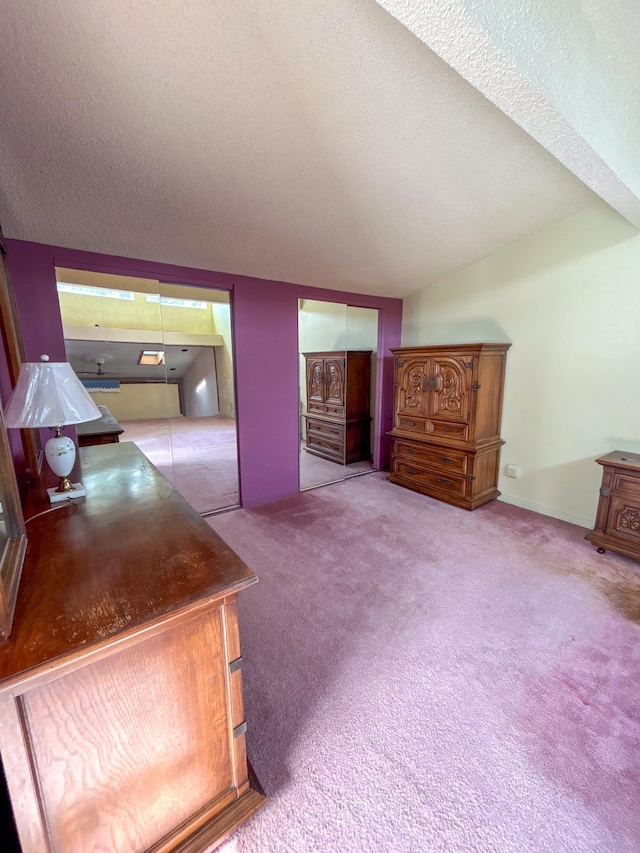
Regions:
[[0, 232, 42, 480], [0, 227, 38, 642], [0, 402, 27, 643]]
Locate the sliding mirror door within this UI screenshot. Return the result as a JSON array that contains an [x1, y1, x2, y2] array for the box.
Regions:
[[299, 299, 347, 490], [345, 305, 378, 478], [298, 299, 380, 492], [158, 282, 238, 513], [55, 269, 239, 514]]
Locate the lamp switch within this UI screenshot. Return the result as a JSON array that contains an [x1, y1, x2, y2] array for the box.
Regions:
[[505, 464, 519, 479]]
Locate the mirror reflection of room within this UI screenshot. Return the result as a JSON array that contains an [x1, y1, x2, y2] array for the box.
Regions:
[[55, 268, 239, 514], [298, 299, 378, 491]]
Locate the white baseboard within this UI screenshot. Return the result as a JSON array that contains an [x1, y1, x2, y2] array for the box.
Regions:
[[498, 494, 593, 529]]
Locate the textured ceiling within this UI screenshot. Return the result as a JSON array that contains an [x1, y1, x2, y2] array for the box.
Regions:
[[378, 0, 640, 227], [0, 0, 597, 297], [65, 339, 201, 381]]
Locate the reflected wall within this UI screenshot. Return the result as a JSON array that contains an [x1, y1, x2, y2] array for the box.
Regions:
[[55, 268, 240, 514], [298, 299, 379, 492]]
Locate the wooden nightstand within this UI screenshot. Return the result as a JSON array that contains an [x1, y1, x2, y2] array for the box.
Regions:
[[585, 451, 640, 563]]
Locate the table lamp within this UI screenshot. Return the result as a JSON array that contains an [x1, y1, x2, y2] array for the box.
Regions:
[[3, 355, 102, 502]]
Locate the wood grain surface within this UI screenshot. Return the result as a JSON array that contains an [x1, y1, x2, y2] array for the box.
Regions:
[[0, 442, 265, 852], [0, 443, 256, 691]]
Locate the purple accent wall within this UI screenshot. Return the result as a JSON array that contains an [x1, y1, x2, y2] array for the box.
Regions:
[[5, 240, 402, 507], [0, 330, 27, 493]]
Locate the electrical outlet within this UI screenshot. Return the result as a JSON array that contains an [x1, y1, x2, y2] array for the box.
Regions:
[[505, 464, 519, 478]]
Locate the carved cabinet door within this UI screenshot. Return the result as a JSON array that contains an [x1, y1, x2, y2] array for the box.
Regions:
[[429, 356, 471, 424], [306, 358, 325, 406], [324, 358, 345, 407], [395, 358, 429, 420]]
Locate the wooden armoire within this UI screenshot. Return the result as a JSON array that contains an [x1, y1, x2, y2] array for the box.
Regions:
[[302, 350, 372, 465], [388, 343, 510, 510]]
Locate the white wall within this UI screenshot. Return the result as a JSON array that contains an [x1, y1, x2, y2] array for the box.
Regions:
[[402, 201, 640, 528], [89, 383, 181, 421], [182, 349, 219, 418]]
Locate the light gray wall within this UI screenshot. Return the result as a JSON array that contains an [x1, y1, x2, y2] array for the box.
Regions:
[[182, 348, 219, 418]]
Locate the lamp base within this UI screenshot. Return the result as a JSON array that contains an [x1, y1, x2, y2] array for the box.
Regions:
[[47, 483, 86, 503]]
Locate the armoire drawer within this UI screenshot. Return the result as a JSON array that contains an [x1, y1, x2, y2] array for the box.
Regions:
[[393, 440, 468, 476], [392, 460, 467, 499], [430, 421, 468, 441], [325, 404, 345, 417], [396, 417, 429, 434], [307, 433, 344, 459], [306, 418, 344, 440]]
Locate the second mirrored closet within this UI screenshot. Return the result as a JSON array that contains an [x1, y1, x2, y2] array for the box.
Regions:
[[55, 268, 239, 515], [298, 299, 379, 491]]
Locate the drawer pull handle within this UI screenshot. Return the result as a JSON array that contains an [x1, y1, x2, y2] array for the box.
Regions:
[[599, 486, 610, 497], [406, 448, 419, 455], [437, 477, 454, 486], [437, 456, 454, 464], [233, 721, 248, 739], [405, 467, 420, 475], [405, 421, 416, 427]]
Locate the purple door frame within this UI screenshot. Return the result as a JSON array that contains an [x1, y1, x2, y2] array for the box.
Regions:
[[5, 240, 402, 508]]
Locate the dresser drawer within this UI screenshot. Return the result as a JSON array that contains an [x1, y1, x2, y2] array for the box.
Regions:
[[307, 402, 327, 415], [430, 420, 468, 441], [306, 418, 345, 441], [307, 433, 344, 459], [393, 440, 468, 476], [392, 460, 467, 499], [612, 471, 640, 499]]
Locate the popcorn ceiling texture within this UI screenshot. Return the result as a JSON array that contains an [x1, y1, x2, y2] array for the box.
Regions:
[[461, 0, 640, 199], [378, 0, 640, 228], [0, 0, 596, 297]]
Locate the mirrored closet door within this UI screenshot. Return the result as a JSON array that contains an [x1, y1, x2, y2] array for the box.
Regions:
[[55, 268, 239, 514], [298, 299, 378, 492]]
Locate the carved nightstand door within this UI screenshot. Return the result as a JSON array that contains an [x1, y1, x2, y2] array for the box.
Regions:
[[586, 451, 640, 563]]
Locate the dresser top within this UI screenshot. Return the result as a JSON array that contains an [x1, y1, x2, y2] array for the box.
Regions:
[[596, 450, 640, 471], [0, 443, 256, 692]]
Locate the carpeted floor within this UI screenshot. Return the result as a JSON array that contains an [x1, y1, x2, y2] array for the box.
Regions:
[[120, 416, 240, 513], [299, 442, 374, 490], [119, 417, 376, 514], [208, 473, 640, 853]]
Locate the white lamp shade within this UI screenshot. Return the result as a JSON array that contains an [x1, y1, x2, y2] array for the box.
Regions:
[[3, 361, 102, 428]]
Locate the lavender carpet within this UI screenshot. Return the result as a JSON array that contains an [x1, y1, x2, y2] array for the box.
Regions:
[[208, 473, 640, 853], [120, 416, 239, 513], [299, 443, 374, 490]]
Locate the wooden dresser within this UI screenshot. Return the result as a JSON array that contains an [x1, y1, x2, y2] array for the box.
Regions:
[[0, 443, 265, 853], [302, 350, 371, 465], [585, 451, 640, 562], [388, 343, 510, 510]]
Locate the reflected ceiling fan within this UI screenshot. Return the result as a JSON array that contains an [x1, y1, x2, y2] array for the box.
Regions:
[[77, 357, 118, 377]]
